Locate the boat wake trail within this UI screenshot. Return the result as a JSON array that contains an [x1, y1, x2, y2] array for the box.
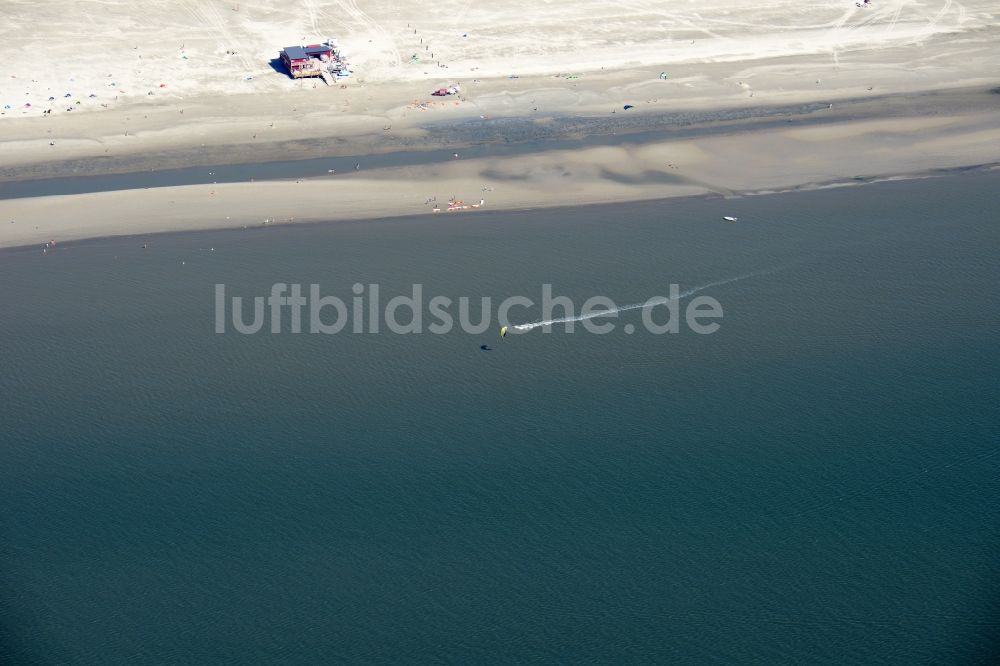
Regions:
[[512, 269, 774, 332]]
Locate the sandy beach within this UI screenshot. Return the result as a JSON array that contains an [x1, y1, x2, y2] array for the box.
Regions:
[[1, 0, 999, 248]]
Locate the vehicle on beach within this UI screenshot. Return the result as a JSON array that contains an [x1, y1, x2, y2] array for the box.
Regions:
[[432, 85, 461, 96], [432, 198, 485, 213]]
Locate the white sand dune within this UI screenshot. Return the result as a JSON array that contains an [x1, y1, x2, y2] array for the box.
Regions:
[[1, 0, 995, 116]]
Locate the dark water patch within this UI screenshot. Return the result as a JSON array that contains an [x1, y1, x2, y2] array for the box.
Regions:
[[597, 167, 689, 185], [0, 93, 929, 200]]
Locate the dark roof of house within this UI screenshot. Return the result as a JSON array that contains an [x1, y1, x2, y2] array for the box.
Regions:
[[282, 46, 308, 60], [304, 45, 333, 56]]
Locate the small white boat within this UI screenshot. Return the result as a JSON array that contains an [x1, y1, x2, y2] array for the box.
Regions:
[[723, 216, 738, 222]]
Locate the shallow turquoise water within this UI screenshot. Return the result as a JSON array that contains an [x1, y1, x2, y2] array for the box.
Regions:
[[1, 174, 998, 664]]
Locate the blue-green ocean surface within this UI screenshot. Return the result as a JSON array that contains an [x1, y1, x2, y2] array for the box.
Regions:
[[1, 173, 999, 664]]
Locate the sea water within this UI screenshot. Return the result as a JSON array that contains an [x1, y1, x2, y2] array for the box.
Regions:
[[1, 173, 998, 664]]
